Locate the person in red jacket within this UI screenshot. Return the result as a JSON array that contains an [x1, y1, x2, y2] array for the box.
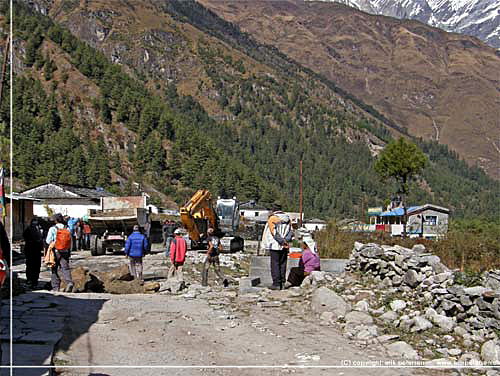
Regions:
[[168, 228, 186, 281]]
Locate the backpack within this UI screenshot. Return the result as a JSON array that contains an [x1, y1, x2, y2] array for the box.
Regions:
[[55, 227, 71, 250]]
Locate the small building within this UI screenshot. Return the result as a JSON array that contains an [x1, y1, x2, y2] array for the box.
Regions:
[[303, 218, 327, 232], [285, 212, 301, 225], [5, 193, 39, 241], [20, 183, 116, 219], [375, 204, 449, 239], [240, 207, 271, 223]]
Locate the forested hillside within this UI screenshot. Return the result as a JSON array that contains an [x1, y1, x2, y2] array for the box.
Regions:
[[8, 0, 499, 220]]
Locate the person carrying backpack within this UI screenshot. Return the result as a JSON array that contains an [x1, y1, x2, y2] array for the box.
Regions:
[[168, 228, 186, 282], [262, 207, 293, 290], [202, 227, 229, 287], [46, 213, 74, 292]]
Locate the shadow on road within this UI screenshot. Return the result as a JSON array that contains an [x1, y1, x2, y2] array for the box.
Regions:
[[1, 291, 108, 376]]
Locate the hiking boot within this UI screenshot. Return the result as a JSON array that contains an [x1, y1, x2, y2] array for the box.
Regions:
[[64, 283, 74, 293], [269, 285, 280, 291]]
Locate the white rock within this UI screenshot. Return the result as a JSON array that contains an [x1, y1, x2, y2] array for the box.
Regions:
[[380, 310, 398, 323], [411, 316, 433, 332], [354, 300, 370, 312], [390, 300, 407, 312], [385, 341, 419, 360], [311, 287, 350, 317], [448, 348, 462, 356], [310, 271, 325, 283], [319, 311, 334, 326], [345, 311, 373, 325], [481, 340, 500, 365]]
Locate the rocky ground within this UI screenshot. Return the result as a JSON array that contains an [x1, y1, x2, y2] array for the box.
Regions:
[[2, 242, 499, 375]]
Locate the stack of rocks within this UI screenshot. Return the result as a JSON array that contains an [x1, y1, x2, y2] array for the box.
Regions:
[[344, 242, 500, 363]]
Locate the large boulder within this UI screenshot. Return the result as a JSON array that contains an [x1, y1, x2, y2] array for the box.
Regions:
[[97, 264, 133, 284], [66, 267, 104, 293], [311, 287, 350, 317]]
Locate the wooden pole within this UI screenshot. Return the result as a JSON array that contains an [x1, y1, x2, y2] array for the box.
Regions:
[[299, 160, 303, 227]]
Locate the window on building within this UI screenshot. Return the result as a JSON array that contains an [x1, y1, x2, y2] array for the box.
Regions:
[[425, 216, 437, 226], [241, 211, 245, 216], [255, 212, 259, 217]]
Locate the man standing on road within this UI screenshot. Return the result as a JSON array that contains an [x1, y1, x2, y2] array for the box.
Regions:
[[67, 216, 78, 253], [202, 227, 229, 287], [168, 228, 186, 282], [262, 207, 293, 290], [22, 217, 44, 289], [46, 213, 74, 292], [162, 220, 177, 258], [124, 225, 148, 285]]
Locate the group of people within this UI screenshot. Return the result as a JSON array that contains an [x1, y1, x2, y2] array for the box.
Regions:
[[22, 214, 92, 289], [23, 207, 319, 293], [124, 220, 228, 288], [263, 207, 321, 290]]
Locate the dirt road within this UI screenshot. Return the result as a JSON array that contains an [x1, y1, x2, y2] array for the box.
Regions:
[[53, 289, 421, 376]]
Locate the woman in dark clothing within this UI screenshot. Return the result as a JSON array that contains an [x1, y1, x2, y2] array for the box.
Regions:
[[22, 218, 44, 289]]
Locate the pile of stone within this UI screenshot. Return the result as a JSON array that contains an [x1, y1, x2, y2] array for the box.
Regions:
[[340, 241, 500, 365]]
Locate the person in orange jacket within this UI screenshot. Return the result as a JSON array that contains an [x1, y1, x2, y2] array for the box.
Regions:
[[168, 228, 186, 281]]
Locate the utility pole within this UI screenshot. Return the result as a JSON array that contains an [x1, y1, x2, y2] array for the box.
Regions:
[[299, 160, 303, 227]]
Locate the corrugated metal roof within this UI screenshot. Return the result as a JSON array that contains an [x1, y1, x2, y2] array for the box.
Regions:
[[380, 206, 420, 216]]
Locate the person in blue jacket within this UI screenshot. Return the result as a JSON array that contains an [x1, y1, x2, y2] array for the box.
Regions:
[[125, 225, 149, 285], [67, 217, 79, 252]]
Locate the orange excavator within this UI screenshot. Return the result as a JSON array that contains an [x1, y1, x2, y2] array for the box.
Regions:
[[180, 190, 244, 252]]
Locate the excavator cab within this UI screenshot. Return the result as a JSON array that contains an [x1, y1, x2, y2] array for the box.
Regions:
[[216, 197, 240, 235]]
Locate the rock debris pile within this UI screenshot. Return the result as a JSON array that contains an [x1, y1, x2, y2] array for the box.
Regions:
[[312, 241, 500, 367]]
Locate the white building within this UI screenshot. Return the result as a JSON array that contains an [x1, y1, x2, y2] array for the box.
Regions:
[[303, 218, 327, 232], [20, 183, 116, 218]]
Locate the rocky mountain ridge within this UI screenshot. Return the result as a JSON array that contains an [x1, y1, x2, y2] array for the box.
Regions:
[[316, 0, 500, 49]]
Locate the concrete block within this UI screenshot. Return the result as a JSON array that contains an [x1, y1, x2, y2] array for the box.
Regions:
[[239, 277, 261, 289]]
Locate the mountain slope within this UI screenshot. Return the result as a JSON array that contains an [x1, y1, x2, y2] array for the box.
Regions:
[[200, 0, 500, 180], [316, 0, 500, 49], [12, 0, 499, 220]]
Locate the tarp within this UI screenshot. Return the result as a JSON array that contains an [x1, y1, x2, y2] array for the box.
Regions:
[[379, 206, 420, 217]]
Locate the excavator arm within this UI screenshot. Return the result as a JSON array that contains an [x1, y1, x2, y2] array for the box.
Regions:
[[180, 190, 219, 245]]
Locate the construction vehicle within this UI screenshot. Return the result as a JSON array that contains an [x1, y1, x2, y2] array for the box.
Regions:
[[180, 190, 244, 252], [87, 196, 150, 256]]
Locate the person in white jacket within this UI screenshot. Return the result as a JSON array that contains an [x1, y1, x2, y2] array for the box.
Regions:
[[262, 208, 293, 290]]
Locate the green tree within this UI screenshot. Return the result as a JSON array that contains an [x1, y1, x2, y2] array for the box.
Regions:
[[374, 137, 428, 237]]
